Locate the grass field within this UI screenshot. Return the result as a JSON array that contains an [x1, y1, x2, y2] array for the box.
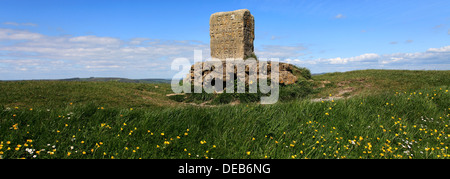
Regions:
[[1, 70, 449, 159]]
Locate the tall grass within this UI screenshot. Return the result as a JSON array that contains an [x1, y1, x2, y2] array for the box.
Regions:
[[1, 70, 449, 159], [1, 86, 449, 159]]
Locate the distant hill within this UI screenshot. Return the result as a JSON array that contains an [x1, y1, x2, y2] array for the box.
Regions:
[[135, 78, 173, 84], [311, 72, 328, 76], [3, 77, 172, 84]]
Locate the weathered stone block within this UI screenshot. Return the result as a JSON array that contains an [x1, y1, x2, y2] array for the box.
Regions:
[[210, 9, 254, 60]]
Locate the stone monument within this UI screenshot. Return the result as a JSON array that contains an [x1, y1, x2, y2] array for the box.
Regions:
[[210, 9, 255, 60], [184, 9, 299, 88]]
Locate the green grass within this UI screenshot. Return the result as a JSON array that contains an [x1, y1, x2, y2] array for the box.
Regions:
[[0, 81, 176, 109], [0, 70, 449, 159], [312, 69, 450, 98]]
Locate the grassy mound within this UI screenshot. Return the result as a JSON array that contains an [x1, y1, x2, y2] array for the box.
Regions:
[[179, 65, 316, 104]]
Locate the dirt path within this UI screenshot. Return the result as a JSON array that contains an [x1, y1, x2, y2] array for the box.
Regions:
[[311, 81, 358, 102]]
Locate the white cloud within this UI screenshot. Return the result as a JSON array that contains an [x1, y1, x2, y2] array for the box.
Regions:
[[426, 46, 450, 53], [0, 29, 209, 61], [256, 44, 306, 59], [0, 28, 209, 79], [21, 23, 38, 27], [3, 22, 19, 26], [0, 28, 44, 40], [3, 22, 37, 26], [129, 38, 151, 45], [1, 27, 449, 79], [270, 35, 282, 40], [334, 14, 345, 19], [284, 58, 316, 65], [68, 35, 121, 47], [327, 53, 380, 64], [381, 57, 403, 64], [284, 46, 450, 73]]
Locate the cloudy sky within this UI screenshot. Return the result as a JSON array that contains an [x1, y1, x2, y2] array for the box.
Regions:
[[0, 0, 449, 80]]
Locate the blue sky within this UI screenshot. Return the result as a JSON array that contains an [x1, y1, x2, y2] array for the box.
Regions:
[[0, 0, 449, 80]]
